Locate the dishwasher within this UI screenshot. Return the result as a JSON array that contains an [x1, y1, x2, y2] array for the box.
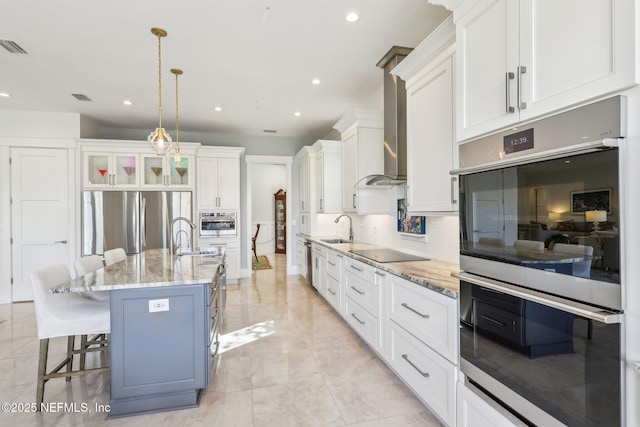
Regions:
[[304, 239, 314, 290]]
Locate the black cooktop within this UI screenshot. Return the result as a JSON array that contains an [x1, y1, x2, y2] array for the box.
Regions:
[[349, 248, 429, 263]]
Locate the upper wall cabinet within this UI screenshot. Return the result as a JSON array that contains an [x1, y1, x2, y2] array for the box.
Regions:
[[141, 153, 194, 189], [196, 147, 243, 210], [313, 140, 342, 214], [455, 0, 637, 142], [80, 140, 200, 190], [393, 16, 458, 214], [333, 109, 384, 213], [84, 152, 140, 188]]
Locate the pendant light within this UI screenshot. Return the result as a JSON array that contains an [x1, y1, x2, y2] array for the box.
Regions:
[[170, 68, 182, 164], [148, 27, 173, 156]]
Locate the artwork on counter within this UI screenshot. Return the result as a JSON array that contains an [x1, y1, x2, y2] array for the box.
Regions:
[[397, 199, 425, 235], [570, 188, 611, 214]]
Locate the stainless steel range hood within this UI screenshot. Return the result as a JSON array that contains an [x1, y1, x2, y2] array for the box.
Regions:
[[366, 46, 413, 186]]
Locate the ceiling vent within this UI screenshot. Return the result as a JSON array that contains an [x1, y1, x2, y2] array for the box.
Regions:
[[72, 93, 92, 101], [0, 40, 27, 54]]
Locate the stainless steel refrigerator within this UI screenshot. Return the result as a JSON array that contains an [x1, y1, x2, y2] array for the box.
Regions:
[[82, 191, 193, 256]]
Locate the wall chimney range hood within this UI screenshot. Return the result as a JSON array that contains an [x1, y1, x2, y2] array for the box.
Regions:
[[366, 46, 413, 186]]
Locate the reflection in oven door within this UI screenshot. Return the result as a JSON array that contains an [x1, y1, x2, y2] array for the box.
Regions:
[[460, 280, 621, 427]]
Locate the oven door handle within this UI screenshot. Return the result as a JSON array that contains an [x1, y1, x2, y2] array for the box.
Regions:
[[455, 271, 622, 324]]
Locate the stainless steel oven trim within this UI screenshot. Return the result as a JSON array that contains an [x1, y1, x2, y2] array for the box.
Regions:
[[456, 271, 622, 323], [451, 138, 620, 175], [460, 254, 622, 311], [460, 360, 566, 427]]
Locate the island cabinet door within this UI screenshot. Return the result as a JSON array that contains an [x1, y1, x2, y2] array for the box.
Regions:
[[109, 284, 209, 417]]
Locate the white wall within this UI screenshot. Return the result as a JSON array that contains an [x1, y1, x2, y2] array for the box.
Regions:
[[250, 164, 287, 255]]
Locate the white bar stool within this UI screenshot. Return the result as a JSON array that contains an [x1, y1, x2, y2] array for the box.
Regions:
[[74, 255, 110, 369], [104, 248, 126, 266], [30, 265, 110, 409]]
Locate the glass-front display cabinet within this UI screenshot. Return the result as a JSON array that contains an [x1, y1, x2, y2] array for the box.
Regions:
[[141, 154, 193, 188], [274, 189, 286, 254], [84, 152, 139, 188]]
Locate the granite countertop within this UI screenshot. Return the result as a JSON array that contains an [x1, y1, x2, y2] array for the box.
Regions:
[[300, 234, 460, 299], [50, 248, 224, 294]]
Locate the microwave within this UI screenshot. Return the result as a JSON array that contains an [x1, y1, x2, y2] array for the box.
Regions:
[[199, 211, 237, 237]]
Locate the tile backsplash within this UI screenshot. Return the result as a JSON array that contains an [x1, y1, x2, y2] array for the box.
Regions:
[[329, 213, 460, 264]]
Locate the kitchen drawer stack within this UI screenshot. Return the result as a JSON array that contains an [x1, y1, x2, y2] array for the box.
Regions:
[[386, 275, 458, 426], [343, 257, 384, 350], [325, 249, 343, 313]]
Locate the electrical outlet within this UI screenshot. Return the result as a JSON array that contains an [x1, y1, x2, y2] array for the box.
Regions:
[[149, 298, 170, 313]]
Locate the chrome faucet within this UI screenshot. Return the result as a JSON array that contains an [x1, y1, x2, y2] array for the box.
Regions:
[[334, 214, 354, 242], [170, 216, 197, 255]]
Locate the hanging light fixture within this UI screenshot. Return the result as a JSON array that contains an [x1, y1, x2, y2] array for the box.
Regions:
[[170, 68, 183, 164], [148, 27, 173, 155]]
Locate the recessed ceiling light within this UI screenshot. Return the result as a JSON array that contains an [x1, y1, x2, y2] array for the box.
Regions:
[[123, 100, 133, 106], [214, 106, 222, 112], [0, 92, 10, 98], [311, 78, 320, 85], [346, 12, 359, 23], [294, 112, 301, 117]]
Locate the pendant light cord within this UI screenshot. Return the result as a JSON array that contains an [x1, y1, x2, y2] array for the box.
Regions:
[[157, 33, 163, 128], [174, 71, 179, 143]]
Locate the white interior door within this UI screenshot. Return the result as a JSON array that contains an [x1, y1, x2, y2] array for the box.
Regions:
[[11, 148, 70, 302]]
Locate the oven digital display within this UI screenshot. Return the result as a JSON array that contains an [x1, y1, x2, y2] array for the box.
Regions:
[[503, 128, 534, 154]]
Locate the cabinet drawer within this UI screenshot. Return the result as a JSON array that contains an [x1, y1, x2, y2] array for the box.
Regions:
[[344, 260, 378, 315], [345, 296, 378, 350], [389, 321, 455, 426], [326, 274, 342, 314], [389, 275, 457, 363], [326, 250, 342, 280]]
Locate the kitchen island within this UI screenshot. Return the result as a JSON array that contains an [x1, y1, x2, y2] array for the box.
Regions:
[[51, 248, 225, 418]]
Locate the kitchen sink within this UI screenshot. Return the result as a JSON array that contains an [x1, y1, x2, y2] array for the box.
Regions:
[[320, 238, 351, 244]]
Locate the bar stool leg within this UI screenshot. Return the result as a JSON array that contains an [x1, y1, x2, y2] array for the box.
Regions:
[[36, 339, 49, 409]]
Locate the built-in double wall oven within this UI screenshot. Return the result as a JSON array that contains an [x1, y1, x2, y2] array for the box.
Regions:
[[454, 96, 626, 426]]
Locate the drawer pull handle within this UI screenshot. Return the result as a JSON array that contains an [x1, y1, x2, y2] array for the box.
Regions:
[[351, 313, 365, 325], [374, 270, 386, 276], [402, 354, 430, 378], [481, 314, 506, 327], [328, 288, 336, 295], [401, 303, 430, 319], [350, 286, 365, 295], [350, 264, 364, 272], [328, 261, 336, 266]]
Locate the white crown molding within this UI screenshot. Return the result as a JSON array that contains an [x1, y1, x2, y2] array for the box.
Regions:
[[332, 108, 383, 134], [391, 15, 455, 82]]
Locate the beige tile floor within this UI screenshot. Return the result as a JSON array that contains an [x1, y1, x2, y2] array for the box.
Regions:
[[0, 254, 443, 426]]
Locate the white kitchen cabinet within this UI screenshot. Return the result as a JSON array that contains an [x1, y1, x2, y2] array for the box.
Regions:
[[299, 151, 311, 213], [141, 153, 194, 189], [332, 109, 384, 213], [313, 140, 342, 214], [343, 256, 384, 353], [457, 382, 522, 427], [455, 0, 637, 142], [325, 249, 344, 314], [196, 156, 240, 209], [387, 273, 458, 363], [393, 17, 457, 213], [389, 321, 456, 426], [80, 140, 200, 190], [83, 152, 140, 189]]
